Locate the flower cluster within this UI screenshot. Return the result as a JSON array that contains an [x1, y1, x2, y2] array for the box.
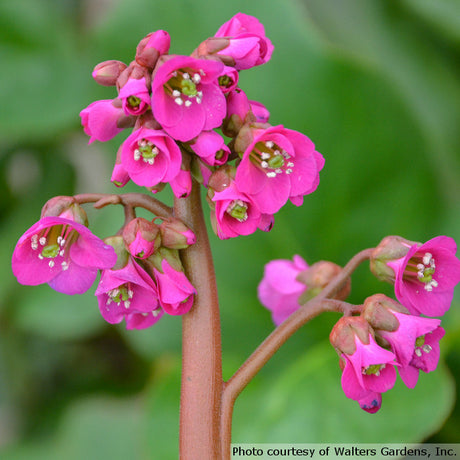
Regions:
[[80, 13, 324, 240], [258, 235, 460, 413], [12, 198, 196, 330]]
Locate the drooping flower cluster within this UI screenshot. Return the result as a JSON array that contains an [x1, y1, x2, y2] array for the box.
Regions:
[[12, 197, 196, 330], [80, 13, 324, 240], [258, 235, 460, 413]]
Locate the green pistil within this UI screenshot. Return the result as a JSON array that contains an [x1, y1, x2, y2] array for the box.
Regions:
[[181, 79, 197, 97], [139, 144, 155, 159], [229, 204, 247, 221], [41, 244, 60, 258], [419, 267, 435, 283], [218, 75, 231, 88], [111, 286, 130, 303], [268, 155, 284, 169], [363, 364, 384, 376], [127, 95, 141, 108], [415, 336, 425, 348]]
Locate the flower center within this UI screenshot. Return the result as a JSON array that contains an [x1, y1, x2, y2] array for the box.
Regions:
[[106, 284, 134, 309], [127, 95, 141, 108], [134, 138, 159, 165], [249, 140, 294, 178], [362, 363, 386, 377], [226, 200, 248, 222], [404, 252, 438, 291], [414, 335, 432, 357], [30, 224, 76, 270], [164, 68, 204, 107]]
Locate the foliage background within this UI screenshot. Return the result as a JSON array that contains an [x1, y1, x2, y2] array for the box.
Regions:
[[0, 0, 459, 458]]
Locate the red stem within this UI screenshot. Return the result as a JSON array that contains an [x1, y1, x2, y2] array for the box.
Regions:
[[174, 181, 223, 459]]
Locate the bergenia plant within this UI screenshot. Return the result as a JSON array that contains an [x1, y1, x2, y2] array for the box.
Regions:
[[11, 12, 460, 459]]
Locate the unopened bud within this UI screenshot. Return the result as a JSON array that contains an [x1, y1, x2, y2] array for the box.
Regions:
[[370, 235, 417, 283], [362, 294, 409, 333], [92, 60, 127, 86], [193, 37, 231, 61], [146, 246, 183, 273], [136, 30, 171, 68], [41, 196, 88, 226], [117, 62, 151, 91], [160, 218, 195, 249], [104, 236, 130, 270], [297, 261, 351, 304], [330, 316, 371, 356], [122, 218, 161, 259]]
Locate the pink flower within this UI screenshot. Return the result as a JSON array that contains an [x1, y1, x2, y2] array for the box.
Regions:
[[211, 181, 273, 240], [214, 13, 274, 70], [249, 100, 270, 123], [258, 255, 308, 325], [111, 162, 130, 187], [218, 66, 239, 93], [340, 334, 397, 403], [80, 99, 124, 143], [398, 326, 445, 388], [154, 259, 195, 316], [235, 125, 325, 214], [387, 236, 460, 316], [118, 77, 151, 116], [189, 131, 230, 166], [169, 168, 192, 198], [120, 127, 182, 188], [135, 30, 171, 68], [95, 257, 162, 327], [125, 310, 164, 330], [358, 392, 382, 414], [12, 216, 117, 295], [151, 55, 226, 141]]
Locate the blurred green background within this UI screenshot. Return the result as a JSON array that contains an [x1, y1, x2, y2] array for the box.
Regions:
[[1, 0, 459, 458]]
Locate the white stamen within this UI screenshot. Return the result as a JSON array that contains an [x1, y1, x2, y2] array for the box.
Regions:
[[287, 162, 294, 168], [59, 250, 65, 256], [261, 152, 270, 160], [31, 235, 38, 243], [185, 100, 192, 107], [197, 91, 203, 98], [431, 280, 438, 288], [415, 348, 422, 357], [152, 309, 161, 317], [266, 172, 277, 178], [424, 284, 433, 292], [423, 344, 432, 353], [124, 301, 130, 309], [286, 168, 293, 174], [57, 236, 62, 244], [61, 261, 69, 271], [38, 254, 43, 260], [128, 290, 134, 298], [134, 149, 141, 161], [48, 260, 55, 268], [192, 73, 201, 83], [417, 263, 425, 270], [172, 90, 181, 97], [273, 150, 281, 156], [196, 97, 202, 104], [174, 97, 183, 106], [182, 72, 190, 80], [265, 141, 274, 148], [423, 253, 432, 265], [261, 161, 268, 168], [106, 298, 112, 305], [39, 237, 46, 246], [147, 158, 155, 165], [275, 168, 282, 174]]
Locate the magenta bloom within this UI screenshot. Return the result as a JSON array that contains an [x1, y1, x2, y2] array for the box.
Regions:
[[214, 13, 274, 70], [387, 236, 460, 316], [151, 55, 226, 141], [218, 66, 239, 93], [118, 77, 151, 116], [398, 326, 445, 388], [80, 99, 124, 143], [341, 334, 397, 403], [249, 100, 270, 123], [12, 216, 117, 295], [121, 127, 182, 188], [189, 131, 230, 166], [212, 182, 273, 240], [235, 125, 325, 214], [358, 392, 382, 414], [125, 310, 164, 330], [95, 257, 162, 327], [154, 259, 195, 316], [258, 255, 308, 325], [169, 168, 192, 198]]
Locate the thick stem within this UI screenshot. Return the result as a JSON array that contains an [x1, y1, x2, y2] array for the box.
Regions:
[[220, 248, 373, 458], [174, 181, 222, 459]]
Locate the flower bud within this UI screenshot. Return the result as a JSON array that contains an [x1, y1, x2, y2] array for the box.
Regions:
[[297, 261, 351, 304], [370, 235, 416, 283], [135, 30, 171, 68], [222, 89, 256, 138], [92, 60, 127, 86], [361, 294, 408, 333], [41, 196, 88, 226], [104, 236, 130, 270], [330, 316, 371, 357], [122, 217, 161, 259], [160, 218, 195, 250], [146, 246, 183, 273], [117, 62, 151, 91]]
